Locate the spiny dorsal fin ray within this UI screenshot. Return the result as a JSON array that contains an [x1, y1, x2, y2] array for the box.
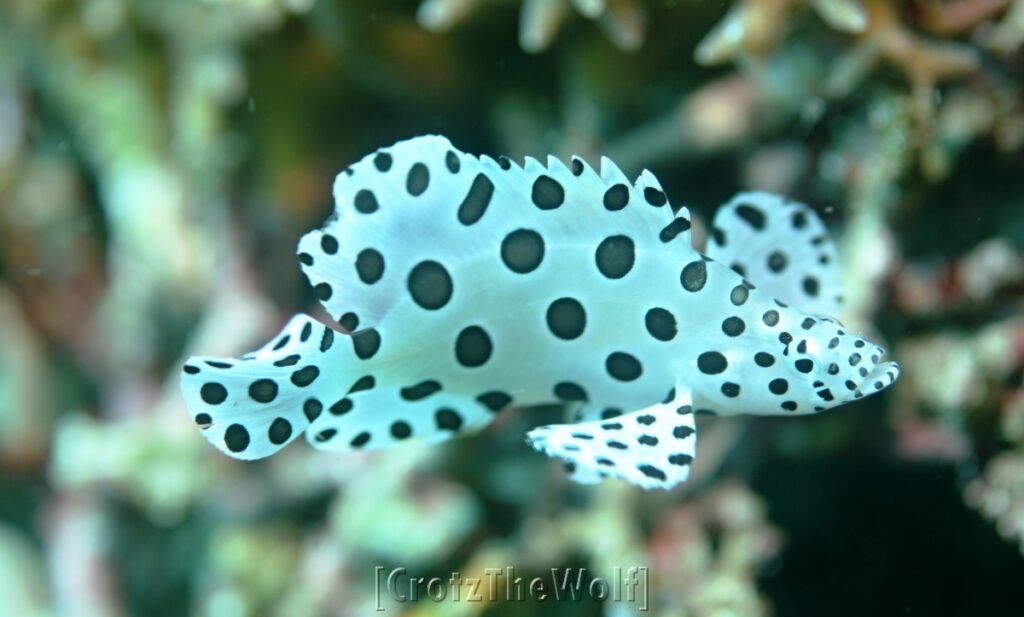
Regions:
[[296, 135, 685, 330], [705, 191, 842, 317]]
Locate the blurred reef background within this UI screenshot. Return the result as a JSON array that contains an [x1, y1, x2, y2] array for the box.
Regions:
[[2, 0, 1024, 615]]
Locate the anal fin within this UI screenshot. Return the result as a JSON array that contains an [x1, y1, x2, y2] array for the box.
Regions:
[[528, 388, 698, 490]]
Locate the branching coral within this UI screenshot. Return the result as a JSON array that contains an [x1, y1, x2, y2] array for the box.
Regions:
[[418, 0, 648, 52]]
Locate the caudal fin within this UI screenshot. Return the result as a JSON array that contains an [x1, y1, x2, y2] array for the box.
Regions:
[[181, 314, 506, 459], [180, 315, 348, 460]]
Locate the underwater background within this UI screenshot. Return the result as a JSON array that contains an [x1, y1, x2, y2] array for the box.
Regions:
[[2, 0, 1024, 615]]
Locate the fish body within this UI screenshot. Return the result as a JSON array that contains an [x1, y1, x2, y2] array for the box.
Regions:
[[181, 135, 899, 489]]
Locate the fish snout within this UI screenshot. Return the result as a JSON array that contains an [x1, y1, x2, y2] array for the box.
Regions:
[[829, 336, 900, 403]]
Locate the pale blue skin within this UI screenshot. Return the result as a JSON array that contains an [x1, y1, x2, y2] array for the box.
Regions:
[[180, 136, 899, 489]]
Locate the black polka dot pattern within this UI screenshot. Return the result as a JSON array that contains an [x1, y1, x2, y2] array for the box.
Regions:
[[638, 464, 666, 480], [291, 366, 319, 387], [730, 285, 749, 306], [755, 352, 775, 367], [339, 312, 359, 331], [603, 184, 629, 211], [314, 283, 333, 301], [643, 187, 667, 206], [225, 424, 250, 452], [735, 204, 766, 229], [767, 251, 788, 273], [457, 173, 495, 225], [330, 398, 353, 415], [407, 163, 429, 196], [606, 352, 642, 381], [660, 218, 691, 243], [249, 379, 278, 403], [321, 235, 338, 254], [374, 152, 392, 172], [531, 175, 564, 210], [352, 328, 381, 359], [445, 151, 460, 173], [435, 408, 463, 431], [680, 260, 707, 292], [454, 325, 493, 368], [477, 391, 512, 412], [697, 351, 727, 374], [673, 425, 695, 439], [354, 189, 378, 214], [348, 375, 375, 394], [547, 298, 586, 340], [200, 383, 227, 405], [645, 308, 677, 341], [273, 355, 299, 367], [355, 249, 385, 284], [722, 317, 745, 337], [408, 260, 453, 310], [391, 421, 412, 440], [554, 382, 588, 402], [303, 398, 323, 421], [320, 328, 335, 352], [268, 418, 292, 445], [712, 227, 726, 246], [500, 229, 545, 274], [400, 380, 442, 401], [595, 235, 635, 279]]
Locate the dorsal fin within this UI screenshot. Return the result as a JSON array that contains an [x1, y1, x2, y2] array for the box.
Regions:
[[296, 135, 686, 329]]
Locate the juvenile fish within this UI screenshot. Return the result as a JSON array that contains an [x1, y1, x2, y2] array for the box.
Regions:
[[181, 135, 899, 489]]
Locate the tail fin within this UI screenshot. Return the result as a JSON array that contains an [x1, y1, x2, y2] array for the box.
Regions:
[[182, 314, 504, 459], [180, 315, 349, 460]]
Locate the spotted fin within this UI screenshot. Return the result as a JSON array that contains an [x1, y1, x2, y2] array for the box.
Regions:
[[705, 192, 842, 316], [295, 135, 686, 329], [181, 315, 351, 460], [527, 388, 697, 490]]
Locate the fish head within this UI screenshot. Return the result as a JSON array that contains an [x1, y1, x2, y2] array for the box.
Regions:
[[779, 314, 900, 412]]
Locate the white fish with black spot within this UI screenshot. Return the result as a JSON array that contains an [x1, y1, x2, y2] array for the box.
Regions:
[[180, 135, 900, 490]]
